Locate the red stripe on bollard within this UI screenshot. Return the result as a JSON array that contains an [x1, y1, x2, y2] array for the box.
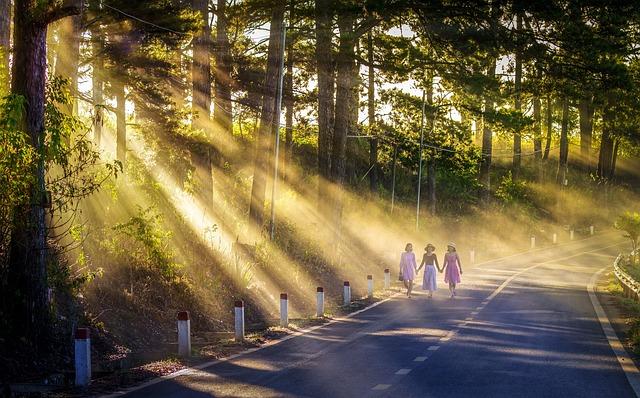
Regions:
[[75, 328, 90, 340], [234, 300, 244, 308], [177, 311, 189, 321], [384, 269, 390, 273], [280, 293, 288, 300], [317, 287, 324, 292], [344, 281, 350, 286], [367, 275, 373, 280]]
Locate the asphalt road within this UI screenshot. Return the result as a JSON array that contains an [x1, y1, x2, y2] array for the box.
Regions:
[[117, 233, 637, 398]]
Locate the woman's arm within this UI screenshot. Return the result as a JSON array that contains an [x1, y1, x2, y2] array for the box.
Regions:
[[456, 253, 463, 274], [417, 254, 426, 271], [435, 255, 442, 272]]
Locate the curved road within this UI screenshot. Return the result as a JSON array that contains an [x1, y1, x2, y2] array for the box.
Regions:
[[113, 233, 638, 397]]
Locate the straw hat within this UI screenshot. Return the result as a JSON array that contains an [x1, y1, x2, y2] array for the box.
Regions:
[[425, 243, 435, 251], [447, 242, 456, 249]]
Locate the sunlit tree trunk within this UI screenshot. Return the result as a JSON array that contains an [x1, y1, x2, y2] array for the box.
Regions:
[[479, 59, 495, 197], [543, 95, 552, 160], [556, 96, 569, 185], [367, 31, 378, 193], [192, 0, 213, 208], [214, 0, 232, 164], [249, 3, 285, 226], [315, 0, 334, 208], [426, 71, 436, 216], [512, 14, 522, 179], [283, 0, 294, 182], [115, 79, 126, 165], [0, 0, 10, 87], [54, 0, 82, 116], [598, 102, 615, 181], [7, 0, 79, 350], [533, 95, 542, 180], [92, 31, 104, 147], [578, 96, 594, 169]]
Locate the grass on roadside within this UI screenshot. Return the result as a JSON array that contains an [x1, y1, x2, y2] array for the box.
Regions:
[[606, 273, 640, 355]]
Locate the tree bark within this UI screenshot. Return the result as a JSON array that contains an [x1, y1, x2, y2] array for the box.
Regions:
[[249, 3, 285, 226], [479, 60, 495, 196], [543, 95, 552, 160], [214, 0, 232, 162], [192, 0, 213, 208], [7, 0, 79, 349], [598, 103, 615, 181], [512, 13, 522, 179], [578, 96, 594, 168], [367, 31, 378, 193], [315, 0, 334, 207], [0, 0, 10, 87], [283, 0, 294, 181], [115, 79, 126, 165], [425, 72, 436, 216], [532, 95, 542, 180], [92, 32, 104, 146], [556, 96, 569, 185]]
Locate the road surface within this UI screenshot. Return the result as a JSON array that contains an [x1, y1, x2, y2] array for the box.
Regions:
[[114, 233, 638, 397]]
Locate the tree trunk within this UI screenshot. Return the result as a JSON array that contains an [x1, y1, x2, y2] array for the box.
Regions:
[[0, 0, 10, 87], [114, 79, 126, 165], [248, 3, 285, 226], [283, 0, 294, 181], [512, 14, 522, 179], [556, 96, 569, 185], [533, 95, 542, 179], [315, 0, 334, 206], [92, 33, 104, 146], [214, 0, 232, 164], [578, 96, 594, 168], [367, 31, 378, 193], [192, 0, 213, 208], [7, 0, 78, 349], [598, 103, 615, 181], [479, 60, 495, 196], [543, 95, 552, 160], [425, 72, 436, 216]]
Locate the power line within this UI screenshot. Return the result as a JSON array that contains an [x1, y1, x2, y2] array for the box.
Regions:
[[102, 4, 192, 36]]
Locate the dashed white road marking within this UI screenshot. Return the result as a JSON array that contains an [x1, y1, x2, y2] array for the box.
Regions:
[[372, 384, 391, 390], [428, 345, 440, 351], [470, 311, 479, 316], [414, 356, 427, 362], [440, 337, 451, 342], [465, 317, 473, 321], [396, 368, 412, 375]]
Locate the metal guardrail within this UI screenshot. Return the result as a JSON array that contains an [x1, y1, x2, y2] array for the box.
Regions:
[[613, 253, 640, 301]]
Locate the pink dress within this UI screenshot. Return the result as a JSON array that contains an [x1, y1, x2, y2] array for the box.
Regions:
[[443, 252, 461, 284], [399, 252, 417, 281]]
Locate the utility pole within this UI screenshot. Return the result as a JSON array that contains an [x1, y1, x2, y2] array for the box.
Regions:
[[416, 91, 426, 230], [391, 142, 398, 214], [269, 23, 287, 240]]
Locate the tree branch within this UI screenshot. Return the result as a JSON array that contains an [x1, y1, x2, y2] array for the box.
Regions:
[[44, 4, 80, 25]]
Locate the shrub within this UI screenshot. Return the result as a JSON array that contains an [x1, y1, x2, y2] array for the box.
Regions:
[[615, 211, 640, 264]]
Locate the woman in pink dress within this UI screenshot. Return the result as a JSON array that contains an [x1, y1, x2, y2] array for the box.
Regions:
[[443, 242, 463, 298], [399, 243, 418, 298]]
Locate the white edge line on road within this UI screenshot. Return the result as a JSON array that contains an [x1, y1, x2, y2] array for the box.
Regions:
[[100, 235, 623, 398], [589, 265, 640, 397]]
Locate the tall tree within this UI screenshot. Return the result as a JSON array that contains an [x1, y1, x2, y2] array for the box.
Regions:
[[7, 0, 79, 348], [425, 71, 436, 216], [315, 0, 333, 207], [92, 31, 104, 146], [114, 79, 126, 165], [193, 0, 213, 208], [249, 2, 285, 226], [0, 0, 10, 86], [214, 0, 233, 156], [578, 95, 594, 167], [479, 60, 495, 196], [512, 12, 522, 179], [367, 30, 378, 193], [53, 0, 82, 115], [283, 0, 294, 181], [556, 96, 569, 185], [543, 95, 552, 160]]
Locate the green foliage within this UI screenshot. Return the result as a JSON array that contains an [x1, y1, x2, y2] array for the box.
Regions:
[[615, 211, 640, 259], [107, 206, 182, 281], [495, 171, 530, 206]]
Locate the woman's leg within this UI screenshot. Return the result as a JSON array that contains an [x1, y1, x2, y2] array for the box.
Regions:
[[408, 280, 413, 297]]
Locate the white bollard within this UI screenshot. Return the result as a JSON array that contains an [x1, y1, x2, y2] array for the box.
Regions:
[[570, 230, 574, 240], [384, 269, 390, 290], [74, 328, 91, 387], [367, 275, 373, 298], [530, 236, 536, 249], [280, 293, 288, 327], [470, 249, 475, 264], [553, 233, 557, 244], [177, 311, 191, 357], [343, 281, 351, 306], [590, 225, 595, 235], [316, 287, 324, 317], [234, 300, 245, 341]]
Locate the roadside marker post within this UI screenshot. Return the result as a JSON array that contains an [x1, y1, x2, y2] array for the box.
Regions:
[[316, 287, 324, 317], [470, 249, 475, 264], [553, 233, 557, 244], [74, 328, 91, 387], [570, 230, 575, 240], [531, 236, 536, 249], [590, 225, 595, 235], [384, 269, 390, 290], [367, 275, 373, 298], [343, 281, 351, 306], [176, 311, 191, 357], [234, 300, 245, 341], [280, 293, 288, 327]]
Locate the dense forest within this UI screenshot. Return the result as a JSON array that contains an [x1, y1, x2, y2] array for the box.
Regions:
[[1, 0, 639, 382]]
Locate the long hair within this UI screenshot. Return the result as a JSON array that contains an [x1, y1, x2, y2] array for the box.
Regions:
[[405, 243, 412, 252]]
